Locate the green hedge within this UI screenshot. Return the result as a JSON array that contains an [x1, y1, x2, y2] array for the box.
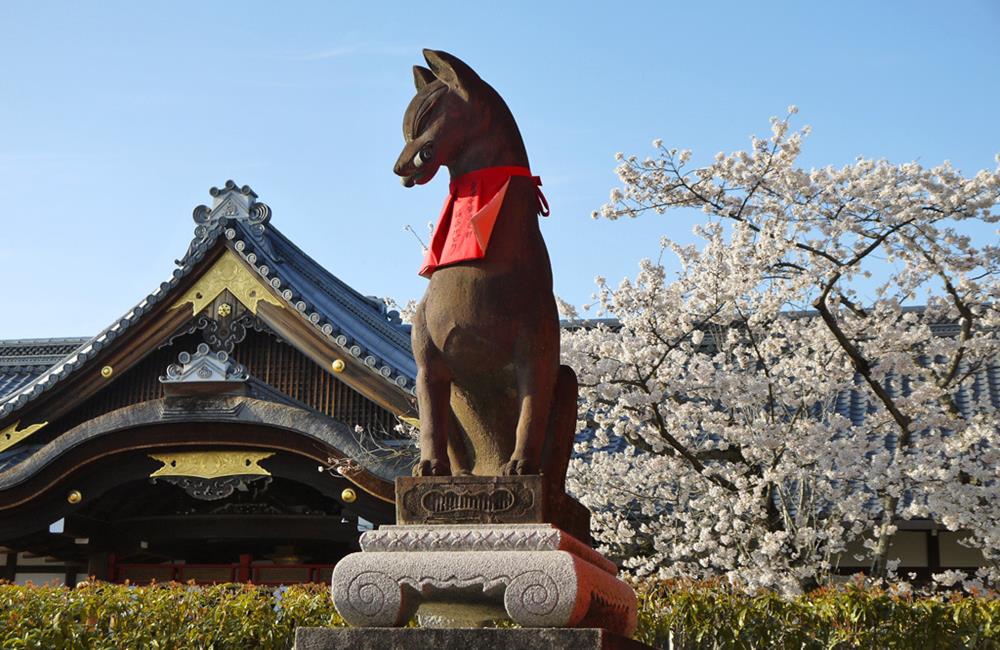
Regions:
[[0, 582, 342, 649], [634, 579, 1000, 649], [1, 579, 998, 649]]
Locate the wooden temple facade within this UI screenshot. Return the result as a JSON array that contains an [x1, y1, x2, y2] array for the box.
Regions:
[[0, 182, 418, 586]]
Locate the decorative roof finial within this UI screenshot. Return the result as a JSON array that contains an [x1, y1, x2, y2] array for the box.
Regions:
[[160, 343, 248, 385], [191, 180, 272, 243]]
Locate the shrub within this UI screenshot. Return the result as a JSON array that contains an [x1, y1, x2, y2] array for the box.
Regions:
[[634, 579, 1000, 649], [2, 579, 998, 648], [0, 581, 342, 649]]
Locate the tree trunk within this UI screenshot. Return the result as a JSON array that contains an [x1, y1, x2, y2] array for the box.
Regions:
[[870, 495, 899, 578]]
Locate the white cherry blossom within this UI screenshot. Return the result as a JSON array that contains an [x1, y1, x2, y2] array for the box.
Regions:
[[564, 111, 1000, 593]]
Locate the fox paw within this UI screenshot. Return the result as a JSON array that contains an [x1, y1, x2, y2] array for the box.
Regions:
[[413, 459, 451, 477], [501, 458, 538, 476]]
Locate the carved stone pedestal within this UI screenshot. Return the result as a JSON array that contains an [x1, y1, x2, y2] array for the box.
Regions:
[[331, 524, 637, 636]]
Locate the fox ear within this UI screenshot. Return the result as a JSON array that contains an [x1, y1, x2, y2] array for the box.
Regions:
[[413, 65, 436, 91], [422, 49, 479, 100]]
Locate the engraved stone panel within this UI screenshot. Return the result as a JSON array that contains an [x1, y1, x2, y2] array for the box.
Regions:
[[397, 475, 541, 524], [395, 475, 591, 544]]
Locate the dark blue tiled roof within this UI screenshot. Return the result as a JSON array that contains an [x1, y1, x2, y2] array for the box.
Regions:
[[236, 223, 416, 382], [0, 338, 91, 402], [828, 365, 1000, 426], [0, 372, 41, 401]]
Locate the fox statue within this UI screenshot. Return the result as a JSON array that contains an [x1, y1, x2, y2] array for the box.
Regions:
[[393, 49, 578, 497]]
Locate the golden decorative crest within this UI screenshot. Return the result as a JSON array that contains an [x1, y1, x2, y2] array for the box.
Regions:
[[171, 249, 284, 316], [148, 451, 275, 479], [0, 420, 48, 453]]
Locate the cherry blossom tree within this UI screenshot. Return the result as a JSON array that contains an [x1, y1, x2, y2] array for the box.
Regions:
[[562, 109, 1000, 593]]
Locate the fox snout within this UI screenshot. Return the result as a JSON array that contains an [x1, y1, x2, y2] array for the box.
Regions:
[[394, 142, 436, 187]]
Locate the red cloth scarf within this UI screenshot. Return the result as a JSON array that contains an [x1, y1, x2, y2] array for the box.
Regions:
[[419, 165, 549, 278]]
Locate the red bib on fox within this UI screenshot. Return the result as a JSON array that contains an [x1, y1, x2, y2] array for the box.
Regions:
[[419, 166, 549, 278]]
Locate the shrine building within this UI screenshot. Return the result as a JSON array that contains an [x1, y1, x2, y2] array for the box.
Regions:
[[0, 182, 417, 586]]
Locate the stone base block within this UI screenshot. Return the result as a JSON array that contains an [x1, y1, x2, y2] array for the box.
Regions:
[[294, 627, 655, 650], [331, 524, 637, 637]]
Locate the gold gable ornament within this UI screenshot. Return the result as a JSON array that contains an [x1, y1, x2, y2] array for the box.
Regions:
[[171, 249, 284, 317], [0, 421, 48, 453]]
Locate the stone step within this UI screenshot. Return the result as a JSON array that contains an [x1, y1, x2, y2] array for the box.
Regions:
[[294, 627, 655, 650]]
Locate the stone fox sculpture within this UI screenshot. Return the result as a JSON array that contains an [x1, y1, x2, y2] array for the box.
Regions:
[[394, 49, 578, 494]]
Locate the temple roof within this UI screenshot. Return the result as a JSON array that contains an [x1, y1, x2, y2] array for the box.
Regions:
[[0, 181, 416, 421], [0, 338, 90, 401]]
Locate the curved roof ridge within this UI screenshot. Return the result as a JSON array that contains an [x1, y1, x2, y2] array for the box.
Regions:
[[0, 223, 226, 416], [223, 220, 417, 391], [265, 226, 413, 349], [0, 337, 92, 347]]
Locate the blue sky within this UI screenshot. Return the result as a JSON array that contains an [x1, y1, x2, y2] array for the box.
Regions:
[[1, 1, 998, 338]]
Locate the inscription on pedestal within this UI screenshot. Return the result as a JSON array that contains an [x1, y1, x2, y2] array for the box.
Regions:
[[422, 485, 516, 515], [395, 475, 591, 544], [397, 475, 541, 524]]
